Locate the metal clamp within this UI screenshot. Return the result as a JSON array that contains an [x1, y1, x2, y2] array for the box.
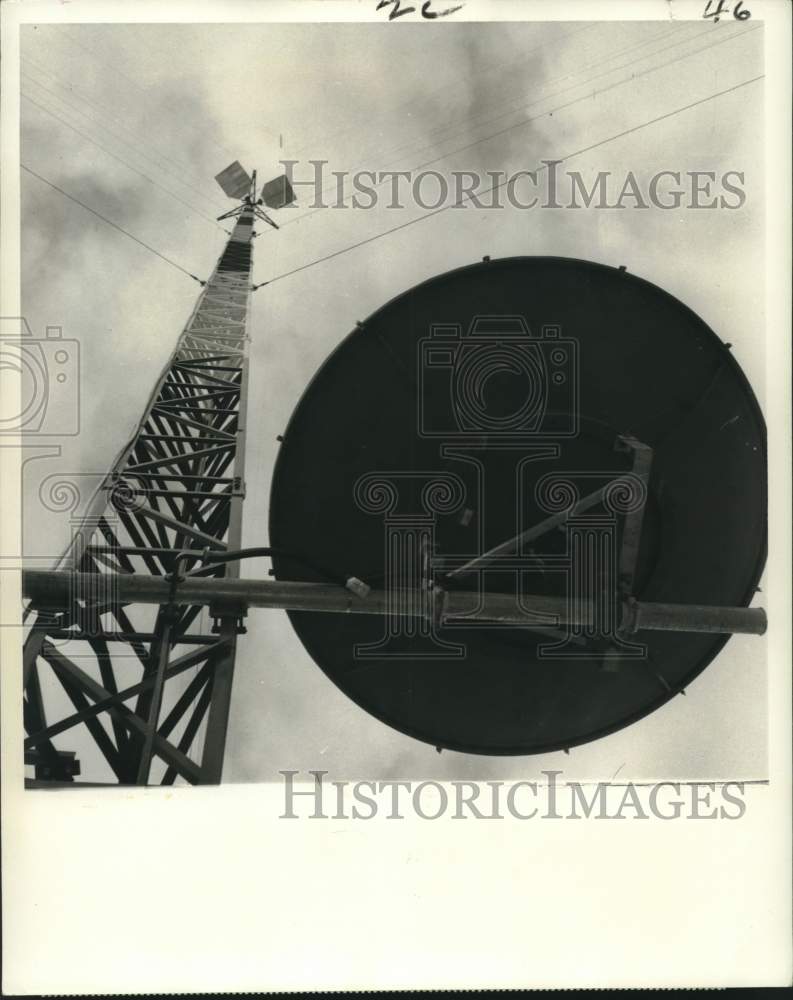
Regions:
[[209, 604, 248, 635], [162, 556, 188, 625]]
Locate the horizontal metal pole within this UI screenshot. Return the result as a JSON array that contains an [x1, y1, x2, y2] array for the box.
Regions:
[[21, 570, 767, 636], [633, 602, 767, 635]]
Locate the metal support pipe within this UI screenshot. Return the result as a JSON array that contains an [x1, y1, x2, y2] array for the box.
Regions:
[[21, 569, 767, 636], [631, 601, 767, 635]]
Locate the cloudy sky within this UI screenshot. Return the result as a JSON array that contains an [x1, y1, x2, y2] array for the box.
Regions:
[[18, 14, 766, 783]]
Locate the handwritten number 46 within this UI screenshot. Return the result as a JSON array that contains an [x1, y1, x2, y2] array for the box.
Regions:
[[703, 0, 751, 21], [376, 0, 464, 20]]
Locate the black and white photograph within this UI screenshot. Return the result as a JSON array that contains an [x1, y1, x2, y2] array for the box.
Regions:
[[1, 0, 790, 992]]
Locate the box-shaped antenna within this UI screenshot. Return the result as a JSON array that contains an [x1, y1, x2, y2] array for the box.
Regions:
[[260, 174, 296, 209], [215, 161, 252, 200]]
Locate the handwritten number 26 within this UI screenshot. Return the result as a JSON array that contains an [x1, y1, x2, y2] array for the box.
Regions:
[[376, 0, 464, 19]]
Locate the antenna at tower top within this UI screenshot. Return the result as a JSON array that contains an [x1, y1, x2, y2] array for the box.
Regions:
[[214, 160, 296, 230], [215, 160, 253, 200]]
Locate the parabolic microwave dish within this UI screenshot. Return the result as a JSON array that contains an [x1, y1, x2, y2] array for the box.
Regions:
[[269, 257, 767, 755]]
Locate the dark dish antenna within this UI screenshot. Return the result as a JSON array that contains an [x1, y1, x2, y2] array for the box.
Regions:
[[268, 256, 767, 756]]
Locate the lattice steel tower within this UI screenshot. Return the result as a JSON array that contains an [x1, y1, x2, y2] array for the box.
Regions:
[[23, 163, 293, 786]]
